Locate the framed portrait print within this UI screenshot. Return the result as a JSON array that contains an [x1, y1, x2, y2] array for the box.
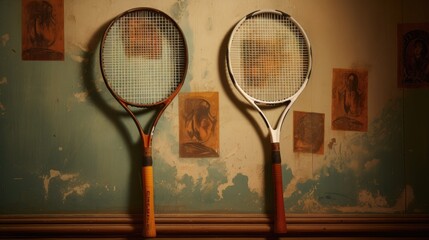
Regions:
[[331, 68, 368, 132], [179, 92, 219, 158], [398, 23, 429, 88], [22, 0, 64, 60]]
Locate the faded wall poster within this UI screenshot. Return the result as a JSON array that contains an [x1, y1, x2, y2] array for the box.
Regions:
[[293, 111, 324, 154], [179, 92, 219, 158], [22, 0, 64, 60], [331, 68, 368, 132], [398, 23, 429, 88]]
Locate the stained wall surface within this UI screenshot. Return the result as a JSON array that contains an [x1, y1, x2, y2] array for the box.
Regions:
[[1, 0, 428, 215]]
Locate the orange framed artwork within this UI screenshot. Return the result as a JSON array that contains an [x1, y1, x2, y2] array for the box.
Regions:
[[331, 68, 368, 132], [22, 0, 64, 61], [179, 92, 219, 158]]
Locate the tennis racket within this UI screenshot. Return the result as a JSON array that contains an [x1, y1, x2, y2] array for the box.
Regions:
[[100, 8, 188, 237], [226, 9, 312, 234]]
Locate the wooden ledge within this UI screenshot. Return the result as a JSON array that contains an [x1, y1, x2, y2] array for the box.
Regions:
[[1, 214, 429, 238]]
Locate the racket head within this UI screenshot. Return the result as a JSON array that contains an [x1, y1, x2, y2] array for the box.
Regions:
[[227, 9, 312, 105], [100, 8, 188, 107]]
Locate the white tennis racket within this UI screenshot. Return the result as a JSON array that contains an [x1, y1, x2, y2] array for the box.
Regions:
[[227, 9, 312, 234]]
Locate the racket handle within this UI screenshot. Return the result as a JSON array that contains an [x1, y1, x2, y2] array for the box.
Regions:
[[142, 165, 156, 237], [272, 143, 287, 234]]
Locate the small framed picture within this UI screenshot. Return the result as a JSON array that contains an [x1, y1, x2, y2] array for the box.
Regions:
[[331, 68, 368, 132], [398, 23, 429, 88], [293, 111, 325, 154], [179, 92, 219, 158], [22, 0, 64, 61]]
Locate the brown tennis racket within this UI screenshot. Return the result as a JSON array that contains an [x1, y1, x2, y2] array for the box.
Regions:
[[100, 8, 188, 237]]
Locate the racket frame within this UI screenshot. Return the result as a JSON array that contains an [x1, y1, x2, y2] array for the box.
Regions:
[[100, 7, 188, 238], [226, 9, 312, 234]]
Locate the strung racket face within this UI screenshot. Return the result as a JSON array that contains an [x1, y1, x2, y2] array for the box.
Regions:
[[228, 10, 311, 105], [100, 8, 187, 107]]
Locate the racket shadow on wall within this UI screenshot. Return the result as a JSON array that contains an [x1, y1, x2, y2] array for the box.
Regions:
[[82, 15, 146, 219], [100, 8, 188, 238], [226, 9, 312, 235]]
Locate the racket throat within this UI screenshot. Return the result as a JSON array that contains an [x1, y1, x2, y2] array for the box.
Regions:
[[257, 102, 291, 144], [269, 128, 281, 144]]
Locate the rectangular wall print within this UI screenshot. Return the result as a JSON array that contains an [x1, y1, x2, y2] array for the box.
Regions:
[[293, 111, 325, 154], [179, 92, 219, 158], [22, 0, 64, 60], [398, 23, 429, 88], [331, 68, 368, 132]]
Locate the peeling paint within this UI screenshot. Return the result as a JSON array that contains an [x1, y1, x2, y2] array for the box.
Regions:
[[74, 91, 88, 102], [59, 173, 79, 181], [172, 0, 189, 20], [104, 184, 116, 192], [358, 190, 388, 208], [216, 145, 240, 198], [1, 33, 9, 46], [334, 190, 396, 213], [0, 77, 7, 85], [62, 183, 90, 201], [66, 41, 89, 63], [302, 196, 324, 213], [284, 176, 302, 198], [364, 158, 380, 171], [42, 169, 79, 200]]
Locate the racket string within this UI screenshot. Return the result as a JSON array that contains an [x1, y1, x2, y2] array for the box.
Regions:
[[229, 12, 310, 102], [102, 10, 186, 105]]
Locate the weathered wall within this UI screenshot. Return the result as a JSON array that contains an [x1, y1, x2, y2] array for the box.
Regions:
[[0, 0, 428, 215]]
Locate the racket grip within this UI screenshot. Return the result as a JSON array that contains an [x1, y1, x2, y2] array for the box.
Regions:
[[272, 143, 287, 234], [142, 165, 156, 238]]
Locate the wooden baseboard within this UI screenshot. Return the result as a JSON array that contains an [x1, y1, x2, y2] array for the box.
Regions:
[[1, 214, 429, 238]]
